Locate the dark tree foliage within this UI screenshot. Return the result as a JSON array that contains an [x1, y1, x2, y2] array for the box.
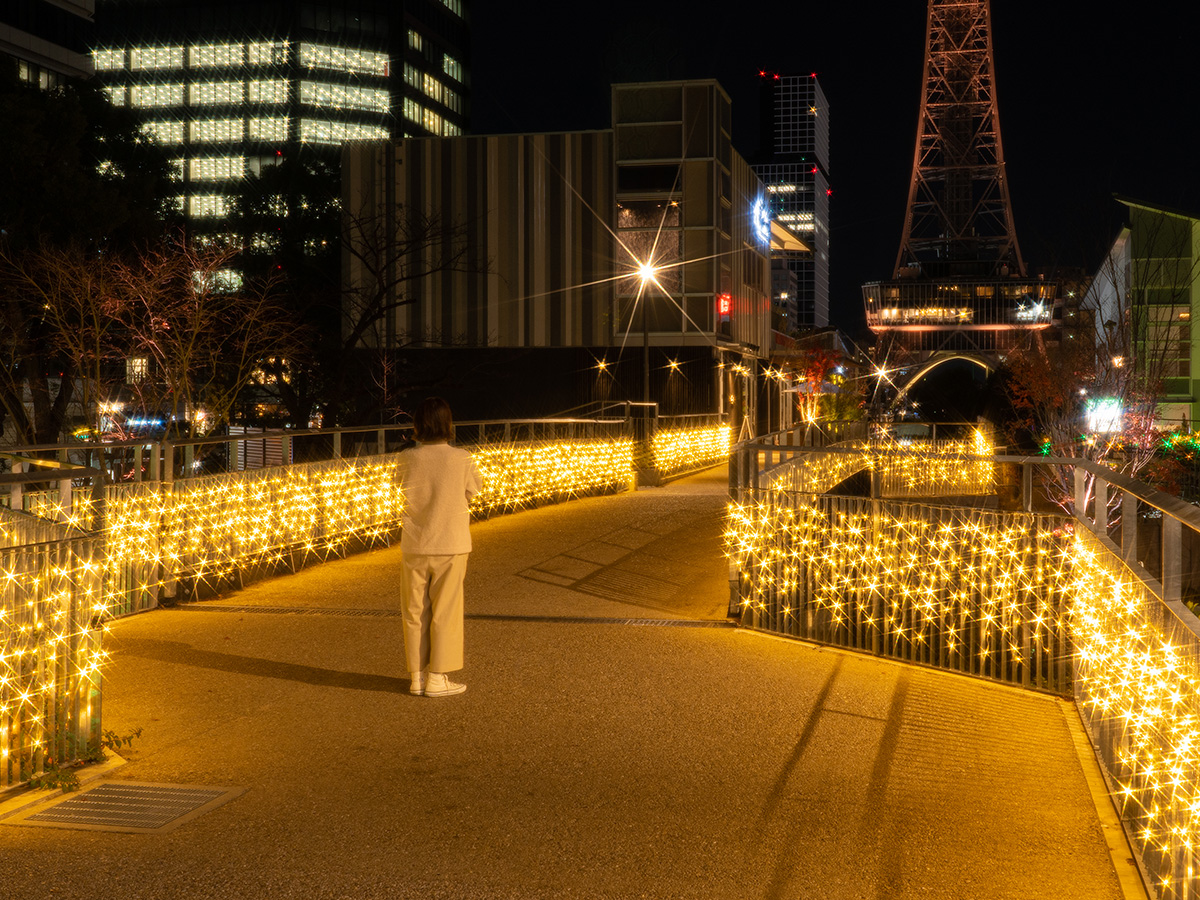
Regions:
[[0, 64, 177, 443], [230, 153, 340, 427]]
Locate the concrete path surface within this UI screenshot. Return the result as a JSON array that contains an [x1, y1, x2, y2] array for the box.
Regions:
[[0, 468, 1138, 899]]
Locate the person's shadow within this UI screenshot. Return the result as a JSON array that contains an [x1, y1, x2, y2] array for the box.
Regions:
[[110, 635, 410, 693]]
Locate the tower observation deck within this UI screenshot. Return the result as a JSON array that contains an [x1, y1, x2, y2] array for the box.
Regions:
[[863, 0, 1058, 359]]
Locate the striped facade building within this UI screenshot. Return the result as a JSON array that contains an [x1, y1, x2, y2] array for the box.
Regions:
[[343, 80, 772, 418]]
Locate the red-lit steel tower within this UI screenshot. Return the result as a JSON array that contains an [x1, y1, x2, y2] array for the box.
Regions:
[[863, 0, 1056, 359]]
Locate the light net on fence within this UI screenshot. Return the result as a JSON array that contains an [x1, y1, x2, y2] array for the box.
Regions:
[[1070, 529, 1200, 900]]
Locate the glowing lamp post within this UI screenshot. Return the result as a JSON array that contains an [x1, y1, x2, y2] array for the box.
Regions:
[[636, 261, 661, 453]]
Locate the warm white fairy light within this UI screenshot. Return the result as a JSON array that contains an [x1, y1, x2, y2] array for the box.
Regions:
[[651, 426, 730, 477], [729, 439, 1200, 898], [2, 425, 731, 785]]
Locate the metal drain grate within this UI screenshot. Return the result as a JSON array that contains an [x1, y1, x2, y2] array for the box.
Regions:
[[3, 782, 244, 834]]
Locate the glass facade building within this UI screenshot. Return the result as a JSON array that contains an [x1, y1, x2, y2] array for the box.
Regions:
[[753, 72, 830, 331], [92, 0, 469, 227]]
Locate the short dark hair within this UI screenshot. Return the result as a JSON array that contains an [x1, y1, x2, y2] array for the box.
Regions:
[[413, 396, 455, 443]]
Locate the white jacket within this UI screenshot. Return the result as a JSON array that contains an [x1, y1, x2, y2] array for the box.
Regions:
[[395, 442, 483, 555]]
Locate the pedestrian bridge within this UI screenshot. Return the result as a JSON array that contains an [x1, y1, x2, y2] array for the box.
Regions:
[[0, 421, 1188, 898]]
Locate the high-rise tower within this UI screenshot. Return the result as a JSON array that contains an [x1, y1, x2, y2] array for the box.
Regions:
[[863, 0, 1055, 359], [754, 72, 829, 332], [92, 0, 470, 232]]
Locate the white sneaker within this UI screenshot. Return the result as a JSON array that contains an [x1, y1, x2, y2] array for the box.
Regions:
[[424, 672, 466, 697], [409, 671, 426, 696]]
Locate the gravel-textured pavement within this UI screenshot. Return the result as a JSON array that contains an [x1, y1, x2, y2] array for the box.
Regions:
[[0, 468, 1138, 899]]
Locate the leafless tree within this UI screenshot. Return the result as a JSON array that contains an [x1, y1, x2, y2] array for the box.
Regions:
[[112, 236, 305, 439], [1007, 207, 1200, 511]]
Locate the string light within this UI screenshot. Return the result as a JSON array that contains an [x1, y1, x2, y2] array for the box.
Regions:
[[3, 425, 731, 785], [727, 438, 1200, 898]]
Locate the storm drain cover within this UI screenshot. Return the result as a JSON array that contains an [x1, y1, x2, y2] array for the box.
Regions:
[[3, 782, 244, 834]]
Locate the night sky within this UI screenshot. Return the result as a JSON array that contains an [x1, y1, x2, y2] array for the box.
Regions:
[[469, 1, 1200, 337]]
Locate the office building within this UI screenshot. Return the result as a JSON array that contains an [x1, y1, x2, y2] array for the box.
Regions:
[[91, 0, 469, 231], [343, 80, 775, 420], [754, 71, 830, 331], [1, 1, 94, 87]]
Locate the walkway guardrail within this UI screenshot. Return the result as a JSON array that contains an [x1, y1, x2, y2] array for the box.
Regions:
[[727, 433, 1200, 900], [0, 415, 731, 788]]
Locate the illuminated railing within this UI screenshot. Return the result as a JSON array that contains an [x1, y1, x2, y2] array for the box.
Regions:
[[0, 420, 729, 787], [0, 514, 104, 789], [727, 438, 1200, 899], [650, 425, 731, 477]]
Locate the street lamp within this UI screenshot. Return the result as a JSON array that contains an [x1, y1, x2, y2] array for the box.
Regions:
[[636, 262, 661, 451]]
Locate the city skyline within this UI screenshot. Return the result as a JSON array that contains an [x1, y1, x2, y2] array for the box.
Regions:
[[470, 1, 1199, 335]]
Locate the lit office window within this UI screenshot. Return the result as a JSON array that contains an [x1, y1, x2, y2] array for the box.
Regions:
[[404, 64, 420, 88], [299, 119, 389, 145], [190, 81, 245, 105], [247, 80, 288, 104], [93, 48, 125, 71], [248, 117, 289, 141], [251, 233, 280, 251], [142, 120, 184, 143], [444, 121, 461, 137], [422, 73, 442, 104], [408, 30, 423, 51], [130, 83, 184, 107], [442, 54, 462, 82], [126, 357, 148, 383], [299, 81, 389, 114], [189, 157, 245, 181], [247, 42, 288, 65], [189, 43, 245, 68], [404, 98, 422, 123], [439, 0, 462, 16], [188, 195, 231, 218], [208, 269, 243, 291], [130, 46, 184, 70], [423, 108, 443, 135], [190, 119, 244, 142], [168, 159, 185, 181], [299, 43, 388, 76], [443, 89, 459, 114], [104, 85, 126, 106]]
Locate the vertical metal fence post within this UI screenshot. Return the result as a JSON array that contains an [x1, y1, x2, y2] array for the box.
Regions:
[[1093, 475, 1108, 536], [1164, 514, 1182, 607], [1074, 466, 1087, 524], [1122, 490, 1138, 568], [332, 431, 342, 459]]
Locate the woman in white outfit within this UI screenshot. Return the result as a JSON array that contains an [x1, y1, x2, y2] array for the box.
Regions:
[[395, 397, 483, 697]]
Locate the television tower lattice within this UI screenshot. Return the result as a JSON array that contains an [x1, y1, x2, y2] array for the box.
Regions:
[[894, 0, 1024, 279]]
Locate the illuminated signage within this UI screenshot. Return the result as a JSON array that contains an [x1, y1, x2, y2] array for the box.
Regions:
[[752, 196, 770, 245]]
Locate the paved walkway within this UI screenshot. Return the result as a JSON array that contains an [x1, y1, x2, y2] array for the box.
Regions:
[[0, 469, 1140, 899]]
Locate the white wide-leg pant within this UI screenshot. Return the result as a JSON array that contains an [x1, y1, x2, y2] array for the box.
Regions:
[[401, 552, 468, 674]]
